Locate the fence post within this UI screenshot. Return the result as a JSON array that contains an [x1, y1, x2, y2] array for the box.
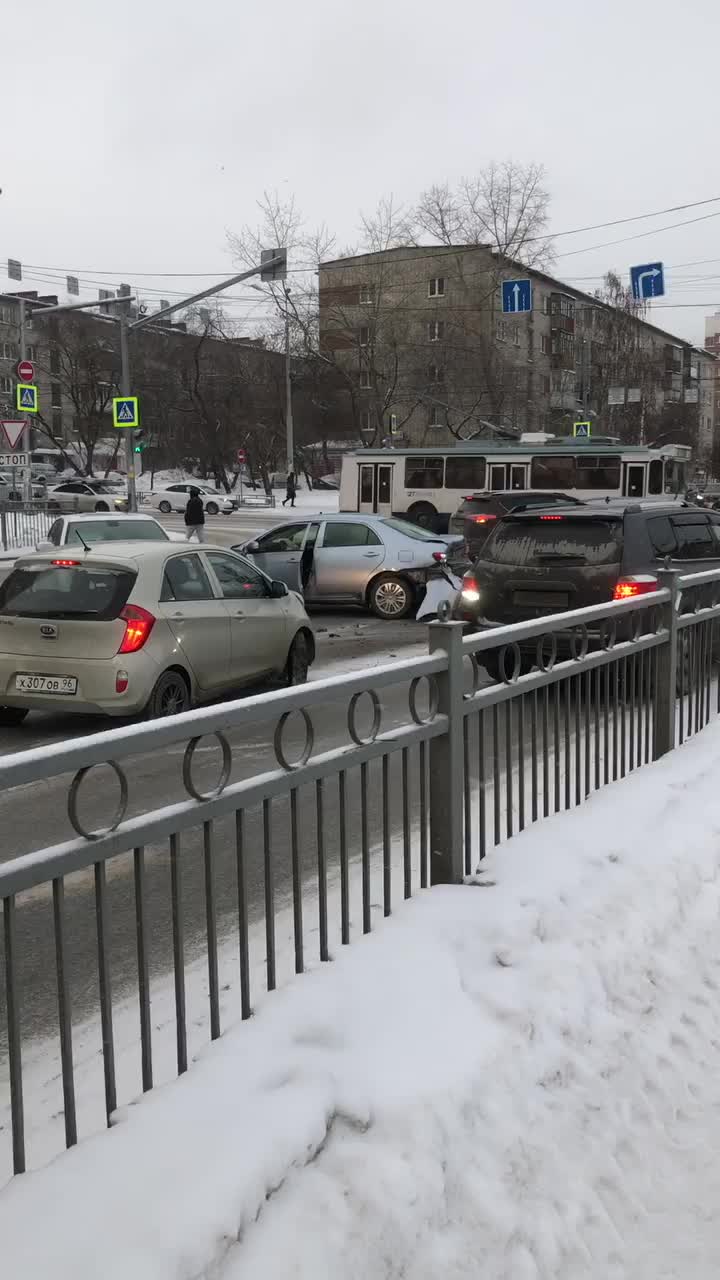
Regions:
[[653, 568, 680, 760], [428, 620, 465, 885], [0, 507, 7, 552]]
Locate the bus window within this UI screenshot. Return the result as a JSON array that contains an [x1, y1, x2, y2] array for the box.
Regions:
[[530, 455, 576, 489], [405, 456, 443, 489], [575, 456, 621, 490], [648, 459, 663, 495], [444, 456, 486, 490]]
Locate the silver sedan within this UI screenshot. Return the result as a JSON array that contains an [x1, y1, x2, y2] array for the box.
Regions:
[[236, 513, 466, 620]]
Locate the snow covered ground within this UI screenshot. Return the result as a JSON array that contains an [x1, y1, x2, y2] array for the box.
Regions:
[[5, 721, 720, 1277]]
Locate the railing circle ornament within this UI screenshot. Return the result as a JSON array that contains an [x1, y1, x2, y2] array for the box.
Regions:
[[182, 732, 232, 801], [462, 653, 483, 701], [499, 642, 521, 685], [68, 759, 128, 840], [570, 624, 589, 661], [409, 674, 439, 724], [600, 618, 617, 651], [274, 708, 314, 771], [536, 632, 557, 672], [347, 689, 381, 745]]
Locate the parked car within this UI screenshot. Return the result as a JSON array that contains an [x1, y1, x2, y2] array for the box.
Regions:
[[0, 542, 315, 723], [449, 490, 584, 558], [46, 480, 128, 513], [41, 512, 176, 549], [454, 499, 720, 676], [237, 512, 468, 620], [0, 474, 47, 500], [148, 484, 235, 516]]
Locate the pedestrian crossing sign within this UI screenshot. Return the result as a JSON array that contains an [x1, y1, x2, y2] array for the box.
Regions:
[[573, 421, 591, 439], [16, 383, 38, 413], [112, 396, 140, 428]]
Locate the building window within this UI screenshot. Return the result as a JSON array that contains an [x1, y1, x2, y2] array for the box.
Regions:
[[428, 406, 443, 428], [512, 324, 520, 347], [359, 369, 371, 389], [496, 319, 507, 341], [428, 320, 445, 342], [52, 410, 63, 436], [360, 410, 373, 433], [388, 412, 398, 435], [26, 345, 38, 362], [541, 334, 550, 355], [0, 375, 12, 394], [0, 342, 17, 360], [428, 364, 444, 383], [542, 375, 551, 395], [359, 285, 374, 305], [428, 277, 445, 298], [51, 382, 62, 409], [359, 325, 370, 347], [0, 306, 15, 326], [542, 296, 550, 315]]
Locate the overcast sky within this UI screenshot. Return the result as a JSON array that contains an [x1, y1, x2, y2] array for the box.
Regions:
[[3, 0, 719, 343]]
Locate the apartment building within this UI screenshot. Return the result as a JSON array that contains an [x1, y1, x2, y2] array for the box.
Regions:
[[318, 246, 715, 454]]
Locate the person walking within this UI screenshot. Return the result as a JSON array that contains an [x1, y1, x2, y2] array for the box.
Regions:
[[184, 488, 206, 542], [282, 471, 296, 508]]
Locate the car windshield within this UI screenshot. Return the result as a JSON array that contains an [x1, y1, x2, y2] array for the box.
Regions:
[[485, 518, 623, 567], [380, 517, 447, 543], [86, 482, 115, 493], [65, 520, 168, 544], [0, 563, 136, 619]]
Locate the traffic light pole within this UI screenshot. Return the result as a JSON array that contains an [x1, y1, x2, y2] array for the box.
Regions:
[[118, 313, 137, 513], [18, 300, 31, 502]]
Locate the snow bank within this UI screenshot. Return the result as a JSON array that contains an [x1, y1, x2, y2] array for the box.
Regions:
[[5, 724, 720, 1278]]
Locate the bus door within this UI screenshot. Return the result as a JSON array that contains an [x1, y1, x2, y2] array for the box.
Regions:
[[358, 462, 394, 516], [623, 462, 646, 498], [510, 464, 527, 490], [489, 463, 507, 490]]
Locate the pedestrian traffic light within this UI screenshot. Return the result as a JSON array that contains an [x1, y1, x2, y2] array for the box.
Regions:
[[133, 430, 146, 454]]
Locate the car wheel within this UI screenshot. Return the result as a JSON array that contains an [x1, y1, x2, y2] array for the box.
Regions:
[[94, 501, 109, 512], [146, 670, 190, 719], [0, 706, 28, 726], [407, 501, 437, 530], [285, 631, 312, 685], [205, 501, 219, 516], [158, 500, 172, 514], [369, 574, 414, 620]]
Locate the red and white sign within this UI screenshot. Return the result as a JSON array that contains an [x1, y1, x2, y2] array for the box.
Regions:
[[16, 359, 34, 382], [236, 448, 247, 463], [1, 420, 26, 449]]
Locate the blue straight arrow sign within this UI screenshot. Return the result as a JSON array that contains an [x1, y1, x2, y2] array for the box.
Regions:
[[502, 279, 532, 314]]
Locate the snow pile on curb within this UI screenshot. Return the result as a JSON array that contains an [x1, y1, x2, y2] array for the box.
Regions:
[[5, 726, 720, 1278]]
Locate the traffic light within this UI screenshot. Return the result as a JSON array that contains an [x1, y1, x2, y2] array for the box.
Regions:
[[133, 430, 146, 454]]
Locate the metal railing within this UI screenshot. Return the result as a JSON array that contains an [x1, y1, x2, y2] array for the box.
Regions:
[[0, 500, 56, 553], [1, 565, 719, 1180]]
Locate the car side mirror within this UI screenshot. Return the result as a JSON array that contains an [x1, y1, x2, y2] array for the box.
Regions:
[[36, 539, 52, 552], [243, 540, 260, 554], [269, 579, 289, 598]]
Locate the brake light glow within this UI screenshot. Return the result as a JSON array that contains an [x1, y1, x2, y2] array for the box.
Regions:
[[461, 573, 481, 604], [117, 604, 156, 654], [539, 515, 564, 521], [613, 576, 658, 601], [52, 559, 81, 566], [432, 551, 447, 562], [471, 514, 497, 524]]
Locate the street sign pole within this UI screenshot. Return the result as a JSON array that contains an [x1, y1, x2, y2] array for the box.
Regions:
[[119, 313, 137, 513], [18, 300, 30, 502]]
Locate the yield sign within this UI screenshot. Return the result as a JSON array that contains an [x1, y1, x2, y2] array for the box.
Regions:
[[1, 420, 26, 449]]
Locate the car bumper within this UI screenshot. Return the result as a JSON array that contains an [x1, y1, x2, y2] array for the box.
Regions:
[[0, 651, 162, 717]]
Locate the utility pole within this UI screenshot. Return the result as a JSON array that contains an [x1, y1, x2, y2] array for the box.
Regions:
[[118, 311, 136, 514], [18, 299, 30, 501], [283, 285, 294, 479]]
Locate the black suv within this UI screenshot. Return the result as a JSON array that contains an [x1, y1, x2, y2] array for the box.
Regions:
[[449, 490, 584, 559], [455, 500, 720, 668]]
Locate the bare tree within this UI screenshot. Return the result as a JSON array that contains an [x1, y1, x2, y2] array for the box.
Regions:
[[33, 314, 120, 476], [414, 162, 554, 265]]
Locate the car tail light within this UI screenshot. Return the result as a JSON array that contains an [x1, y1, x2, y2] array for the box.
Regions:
[[115, 669, 129, 693], [613, 576, 658, 601], [471, 514, 497, 525], [539, 515, 564, 521], [118, 604, 156, 654], [461, 572, 481, 604], [432, 551, 447, 563], [52, 559, 81, 566]]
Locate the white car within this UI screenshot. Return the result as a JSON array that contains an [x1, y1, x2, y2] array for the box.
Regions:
[[47, 480, 128, 513], [0, 542, 315, 723], [42, 512, 182, 549], [148, 484, 235, 516]]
